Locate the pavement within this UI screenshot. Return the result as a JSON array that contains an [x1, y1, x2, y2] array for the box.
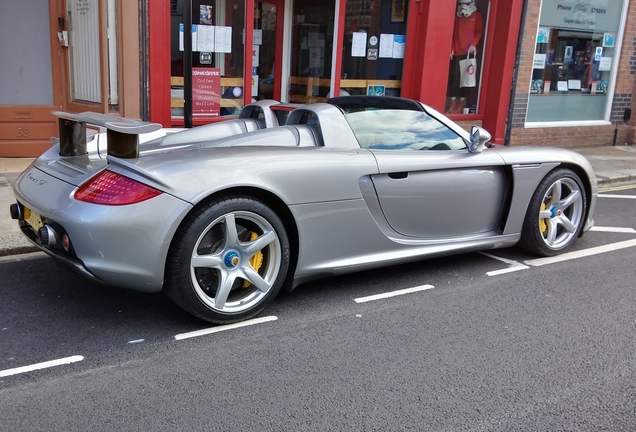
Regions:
[[1, 144, 636, 257]]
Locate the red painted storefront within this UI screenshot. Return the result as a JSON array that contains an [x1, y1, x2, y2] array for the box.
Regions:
[[148, 0, 523, 144]]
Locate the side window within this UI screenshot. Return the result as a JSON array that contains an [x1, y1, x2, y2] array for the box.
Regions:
[[343, 109, 467, 151]]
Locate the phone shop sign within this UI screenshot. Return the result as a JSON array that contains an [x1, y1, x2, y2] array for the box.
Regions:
[[539, 0, 623, 31]]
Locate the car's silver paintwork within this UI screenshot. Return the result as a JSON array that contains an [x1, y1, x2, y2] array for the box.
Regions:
[[14, 168, 192, 291], [13, 99, 598, 294]]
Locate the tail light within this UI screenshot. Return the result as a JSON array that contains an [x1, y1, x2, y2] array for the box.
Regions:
[[74, 170, 162, 205]]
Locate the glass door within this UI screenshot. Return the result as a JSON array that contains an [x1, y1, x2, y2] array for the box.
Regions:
[[253, 1, 284, 101], [170, 0, 247, 121], [289, 0, 336, 103], [63, 0, 111, 113]]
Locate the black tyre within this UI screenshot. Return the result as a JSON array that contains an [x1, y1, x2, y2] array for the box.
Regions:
[[519, 168, 586, 257], [165, 195, 290, 324]]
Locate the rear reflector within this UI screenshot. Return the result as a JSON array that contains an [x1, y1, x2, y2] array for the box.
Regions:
[[74, 170, 162, 205]]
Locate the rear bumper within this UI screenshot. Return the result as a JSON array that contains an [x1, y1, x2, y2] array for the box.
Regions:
[[18, 226, 106, 284], [13, 166, 193, 293]]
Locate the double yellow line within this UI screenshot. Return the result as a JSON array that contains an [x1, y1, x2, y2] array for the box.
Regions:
[[599, 184, 636, 193]]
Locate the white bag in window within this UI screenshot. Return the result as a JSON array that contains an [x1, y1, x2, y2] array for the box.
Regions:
[[459, 54, 477, 88]]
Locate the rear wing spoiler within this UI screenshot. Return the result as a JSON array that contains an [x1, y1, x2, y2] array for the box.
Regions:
[[52, 111, 162, 159]]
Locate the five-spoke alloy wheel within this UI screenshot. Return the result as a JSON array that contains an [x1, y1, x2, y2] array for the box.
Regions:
[[519, 168, 586, 256], [166, 196, 290, 324]]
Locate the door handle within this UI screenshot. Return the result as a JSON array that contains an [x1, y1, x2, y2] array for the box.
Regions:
[[388, 172, 408, 179]]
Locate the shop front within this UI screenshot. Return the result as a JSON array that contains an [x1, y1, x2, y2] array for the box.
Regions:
[[510, 0, 635, 147], [149, 0, 523, 143]]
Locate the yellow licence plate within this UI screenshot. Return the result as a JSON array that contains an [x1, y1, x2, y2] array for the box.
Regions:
[[23, 206, 44, 231]]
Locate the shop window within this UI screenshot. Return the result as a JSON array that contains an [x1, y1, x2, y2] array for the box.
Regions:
[[289, 1, 336, 103], [170, 0, 246, 122], [339, 0, 408, 98], [444, 0, 489, 115], [527, 0, 625, 123]]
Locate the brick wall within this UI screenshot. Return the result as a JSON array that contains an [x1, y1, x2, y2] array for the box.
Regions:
[[509, 0, 636, 147]]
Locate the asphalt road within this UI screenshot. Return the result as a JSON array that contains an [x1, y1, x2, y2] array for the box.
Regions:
[[1, 186, 635, 431]]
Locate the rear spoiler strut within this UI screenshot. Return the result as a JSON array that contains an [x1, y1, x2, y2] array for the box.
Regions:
[[52, 111, 162, 159]]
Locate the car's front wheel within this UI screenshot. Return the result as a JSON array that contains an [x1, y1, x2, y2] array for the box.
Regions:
[[519, 168, 586, 256], [165, 195, 290, 324]]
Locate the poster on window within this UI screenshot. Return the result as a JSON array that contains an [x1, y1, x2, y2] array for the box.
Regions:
[[192, 67, 220, 117], [179, 23, 198, 51], [599, 57, 612, 71], [197, 25, 215, 52], [200, 5, 213, 25], [379, 34, 393, 58], [214, 26, 232, 53], [352, 32, 367, 57], [533, 53, 546, 69], [537, 27, 550, 43], [391, 0, 405, 22], [368, 85, 385, 96], [392, 35, 406, 59]]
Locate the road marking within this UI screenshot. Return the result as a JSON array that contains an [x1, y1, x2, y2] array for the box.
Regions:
[[485, 265, 529, 276], [590, 226, 636, 233], [524, 239, 636, 267], [480, 252, 529, 276], [597, 194, 636, 199], [0, 355, 84, 378], [599, 184, 636, 193], [174, 316, 278, 340], [354, 285, 434, 303]]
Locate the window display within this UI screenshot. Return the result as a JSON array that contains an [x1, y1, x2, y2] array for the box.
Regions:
[[339, 0, 409, 98], [445, 0, 488, 115], [526, 0, 625, 123]]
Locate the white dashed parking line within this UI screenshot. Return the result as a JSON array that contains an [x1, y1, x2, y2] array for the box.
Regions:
[[590, 226, 636, 233], [174, 316, 278, 340], [354, 285, 435, 303], [0, 355, 84, 378], [524, 239, 636, 267], [483, 225, 636, 275], [597, 194, 636, 199]]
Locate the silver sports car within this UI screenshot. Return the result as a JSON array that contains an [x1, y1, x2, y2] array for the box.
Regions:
[[10, 96, 597, 324]]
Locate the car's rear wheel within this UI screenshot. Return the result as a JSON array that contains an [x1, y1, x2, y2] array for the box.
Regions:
[[165, 196, 289, 324], [519, 168, 586, 256]]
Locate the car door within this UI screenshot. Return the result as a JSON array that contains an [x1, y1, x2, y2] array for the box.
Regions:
[[371, 149, 507, 238], [345, 108, 507, 239]]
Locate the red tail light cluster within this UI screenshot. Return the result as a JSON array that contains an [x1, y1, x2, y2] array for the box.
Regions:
[[74, 170, 162, 205]]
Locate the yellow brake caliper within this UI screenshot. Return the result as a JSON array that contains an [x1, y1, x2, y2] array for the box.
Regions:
[[243, 231, 264, 288], [540, 203, 548, 234]]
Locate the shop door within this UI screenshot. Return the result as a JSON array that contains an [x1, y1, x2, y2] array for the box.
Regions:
[[58, 0, 110, 113], [253, 0, 284, 101]]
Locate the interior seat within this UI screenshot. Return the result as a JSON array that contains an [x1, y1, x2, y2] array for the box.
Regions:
[[285, 110, 324, 146]]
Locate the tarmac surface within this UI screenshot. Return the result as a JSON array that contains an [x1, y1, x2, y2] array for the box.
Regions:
[[1, 144, 636, 257]]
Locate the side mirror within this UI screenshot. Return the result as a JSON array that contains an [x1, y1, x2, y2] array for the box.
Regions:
[[468, 126, 492, 154]]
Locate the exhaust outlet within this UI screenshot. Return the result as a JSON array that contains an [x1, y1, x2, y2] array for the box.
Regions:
[[9, 203, 21, 220], [38, 225, 58, 247]]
